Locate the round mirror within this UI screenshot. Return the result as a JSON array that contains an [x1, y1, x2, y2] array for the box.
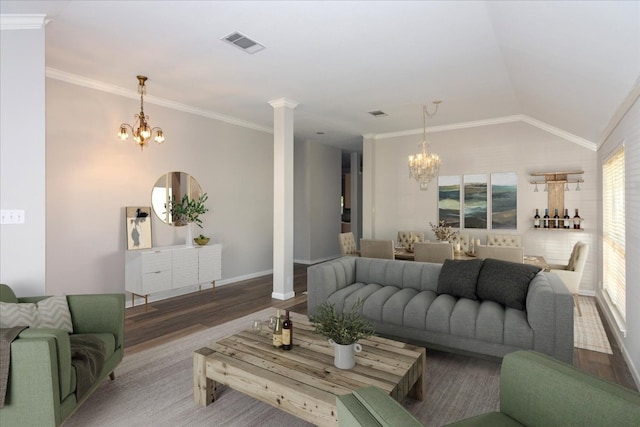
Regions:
[[151, 171, 203, 226]]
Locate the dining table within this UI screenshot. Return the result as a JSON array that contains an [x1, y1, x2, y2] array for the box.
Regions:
[[393, 248, 550, 271]]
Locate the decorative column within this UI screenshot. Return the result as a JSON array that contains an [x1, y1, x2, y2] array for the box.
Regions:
[[269, 98, 298, 300]]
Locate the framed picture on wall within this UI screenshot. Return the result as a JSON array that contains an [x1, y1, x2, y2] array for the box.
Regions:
[[438, 175, 461, 227], [491, 172, 517, 229], [126, 206, 152, 250], [464, 174, 488, 229]]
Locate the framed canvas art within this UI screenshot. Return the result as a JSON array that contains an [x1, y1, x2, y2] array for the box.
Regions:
[[438, 175, 461, 227], [491, 172, 517, 229], [464, 174, 488, 229], [126, 206, 152, 250]]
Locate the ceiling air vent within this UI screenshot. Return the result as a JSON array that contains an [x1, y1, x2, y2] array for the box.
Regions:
[[222, 32, 266, 54], [368, 110, 388, 118]]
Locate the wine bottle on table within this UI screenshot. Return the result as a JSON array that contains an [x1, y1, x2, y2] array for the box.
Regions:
[[534, 209, 540, 228], [553, 209, 560, 229], [272, 309, 283, 348], [573, 209, 581, 229], [282, 310, 292, 350], [563, 209, 571, 229], [543, 209, 549, 228]]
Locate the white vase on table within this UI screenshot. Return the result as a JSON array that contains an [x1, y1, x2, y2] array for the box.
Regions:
[[329, 339, 362, 369]]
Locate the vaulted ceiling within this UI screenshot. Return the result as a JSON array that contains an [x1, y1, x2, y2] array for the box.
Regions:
[[2, 1, 639, 154]]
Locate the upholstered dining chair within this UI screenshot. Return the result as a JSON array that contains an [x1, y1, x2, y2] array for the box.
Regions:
[[413, 242, 454, 263], [338, 232, 358, 256], [486, 233, 522, 247], [360, 239, 395, 259], [549, 241, 589, 316], [476, 245, 524, 264], [396, 231, 425, 249], [449, 233, 470, 252]]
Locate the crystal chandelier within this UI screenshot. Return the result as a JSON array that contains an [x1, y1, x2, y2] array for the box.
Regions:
[[117, 75, 165, 151], [408, 102, 441, 190]]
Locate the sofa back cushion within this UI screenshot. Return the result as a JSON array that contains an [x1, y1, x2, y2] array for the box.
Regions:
[[354, 257, 440, 292], [476, 259, 541, 310], [436, 259, 483, 300]]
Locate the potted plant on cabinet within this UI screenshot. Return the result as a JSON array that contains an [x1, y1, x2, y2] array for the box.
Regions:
[[310, 300, 374, 369], [168, 193, 209, 246]]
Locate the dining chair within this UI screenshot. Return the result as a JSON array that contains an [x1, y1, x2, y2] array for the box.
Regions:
[[413, 242, 454, 263], [359, 239, 395, 259], [396, 231, 425, 249], [476, 245, 524, 263], [486, 233, 522, 247], [338, 232, 358, 256], [549, 241, 589, 316], [449, 233, 470, 252]]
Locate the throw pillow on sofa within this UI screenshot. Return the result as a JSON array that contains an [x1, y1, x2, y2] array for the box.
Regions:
[[437, 258, 484, 300], [476, 259, 541, 310], [0, 295, 74, 333]]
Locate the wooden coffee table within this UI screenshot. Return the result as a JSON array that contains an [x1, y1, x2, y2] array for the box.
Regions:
[[193, 311, 426, 426]]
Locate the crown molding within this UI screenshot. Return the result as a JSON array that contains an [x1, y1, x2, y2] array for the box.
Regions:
[[369, 114, 596, 151], [45, 67, 273, 135], [597, 74, 640, 150], [0, 14, 48, 30]]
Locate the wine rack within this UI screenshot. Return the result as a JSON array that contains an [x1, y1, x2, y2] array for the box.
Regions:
[[530, 170, 584, 230]]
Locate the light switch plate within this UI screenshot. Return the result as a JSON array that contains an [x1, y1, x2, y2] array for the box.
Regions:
[[0, 209, 25, 224]]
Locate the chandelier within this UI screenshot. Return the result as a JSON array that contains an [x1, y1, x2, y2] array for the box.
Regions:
[[408, 102, 441, 190], [117, 75, 165, 150]]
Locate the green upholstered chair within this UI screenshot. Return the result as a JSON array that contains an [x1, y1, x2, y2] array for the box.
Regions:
[[337, 350, 640, 427], [447, 350, 640, 426], [0, 284, 125, 427]]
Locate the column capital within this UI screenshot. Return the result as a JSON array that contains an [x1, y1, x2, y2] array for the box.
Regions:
[[269, 98, 299, 109]]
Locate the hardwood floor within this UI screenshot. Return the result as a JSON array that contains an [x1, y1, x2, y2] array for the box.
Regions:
[[124, 263, 638, 392]]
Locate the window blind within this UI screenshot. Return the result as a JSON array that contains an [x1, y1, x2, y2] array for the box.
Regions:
[[603, 146, 625, 321]]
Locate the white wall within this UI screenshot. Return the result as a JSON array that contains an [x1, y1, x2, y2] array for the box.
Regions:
[[365, 121, 598, 292], [0, 27, 47, 296], [597, 94, 640, 386], [43, 78, 275, 297], [294, 140, 342, 264]]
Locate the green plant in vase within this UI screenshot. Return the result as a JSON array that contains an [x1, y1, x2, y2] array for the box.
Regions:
[[168, 193, 209, 227], [310, 300, 374, 345]]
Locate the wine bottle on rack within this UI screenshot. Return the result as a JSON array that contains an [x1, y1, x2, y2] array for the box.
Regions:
[[272, 309, 283, 348], [573, 209, 581, 229], [543, 209, 549, 228], [534, 209, 540, 228], [282, 310, 292, 350], [553, 209, 560, 228], [563, 209, 571, 229]]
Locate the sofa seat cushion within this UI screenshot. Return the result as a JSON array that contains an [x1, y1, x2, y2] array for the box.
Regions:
[[78, 333, 116, 360]]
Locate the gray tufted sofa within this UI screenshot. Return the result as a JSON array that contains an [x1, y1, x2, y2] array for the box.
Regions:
[[307, 256, 574, 363]]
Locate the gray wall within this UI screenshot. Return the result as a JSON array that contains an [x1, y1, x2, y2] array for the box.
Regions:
[[0, 27, 46, 296], [43, 79, 275, 296], [294, 140, 342, 264]]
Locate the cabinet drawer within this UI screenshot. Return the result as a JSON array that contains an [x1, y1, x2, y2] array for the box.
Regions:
[[142, 270, 171, 294], [141, 251, 171, 273]]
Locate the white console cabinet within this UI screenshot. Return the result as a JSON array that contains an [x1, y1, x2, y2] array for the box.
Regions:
[[125, 244, 221, 306]]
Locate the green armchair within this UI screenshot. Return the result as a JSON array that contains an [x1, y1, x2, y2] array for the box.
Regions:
[[0, 284, 125, 427], [337, 350, 640, 426]]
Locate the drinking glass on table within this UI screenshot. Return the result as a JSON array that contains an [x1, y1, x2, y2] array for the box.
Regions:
[[251, 319, 262, 333]]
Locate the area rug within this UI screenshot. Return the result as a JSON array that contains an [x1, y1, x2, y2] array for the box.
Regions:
[[574, 296, 613, 354], [63, 308, 500, 427]]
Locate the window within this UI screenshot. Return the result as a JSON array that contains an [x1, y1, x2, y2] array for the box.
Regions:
[[603, 146, 625, 324]]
